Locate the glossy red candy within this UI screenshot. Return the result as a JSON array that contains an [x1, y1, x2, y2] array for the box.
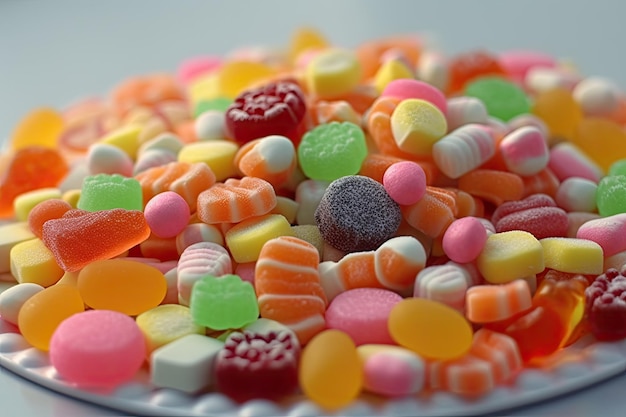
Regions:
[[225, 80, 307, 145], [585, 268, 626, 341], [215, 330, 300, 403]]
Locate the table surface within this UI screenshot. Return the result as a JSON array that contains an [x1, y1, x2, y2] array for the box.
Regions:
[[2, 1, 626, 416]]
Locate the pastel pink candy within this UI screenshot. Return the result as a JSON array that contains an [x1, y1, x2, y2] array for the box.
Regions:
[[234, 261, 256, 285], [325, 288, 402, 345], [382, 161, 427, 205], [576, 213, 626, 257], [499, 126, 549, 176], [442, 217, 488, 263], [177, 56, 222, 85], [144, 191, 190, 238], [548, 142, 604, 183], [49, 310, 146, 387], [358, 344, 425, 397], [381, 79, 447, 115], [491, 194, 568, 239], [498, 50, 556, 83]]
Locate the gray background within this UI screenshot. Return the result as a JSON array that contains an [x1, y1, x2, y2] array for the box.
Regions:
[[2, 1, 626, 416]]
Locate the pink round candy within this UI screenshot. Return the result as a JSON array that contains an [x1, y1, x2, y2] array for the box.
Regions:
[[325, 288, 402, 345], [49, 309, 146, 387], [360, 345, 425, 397], [381, 79, 447, 115], [144, 191, 191, 238], [382, 161, 427, 206], [442, 216, 488, 263]]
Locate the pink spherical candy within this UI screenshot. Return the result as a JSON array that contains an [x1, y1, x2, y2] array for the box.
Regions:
[[325, 288, 402, 345], [555, 177, 598, 212], [499, 126, 549, 176], [381, 79, 447, 115], [548, 142, 604, 183], [442, 217, 488, 263], [144, 191, 190, 238], [576, 213, 626, 257], [49, 310, 146, 387], [382, 161, 427, 205], [177, 56, 222, 85]]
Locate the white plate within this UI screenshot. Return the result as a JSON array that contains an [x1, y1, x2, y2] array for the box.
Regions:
[[2, 319, 626, 417]]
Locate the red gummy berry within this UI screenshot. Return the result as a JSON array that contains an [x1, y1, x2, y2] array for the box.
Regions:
[[225, 80, 307, 145], [491, 194, 568, 239], [585, 268, 626, 341], [215, 330, 300, 403]]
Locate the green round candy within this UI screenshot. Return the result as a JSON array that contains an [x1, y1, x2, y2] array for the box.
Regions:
[[77, 173, 143, 212], [194, 97, 232, 117], [297, 121, 368, 181], [608, 159, 626, 177], [464, 76, 531, 122], [190, 274, 259, 330], [596, 175, 626, 216]]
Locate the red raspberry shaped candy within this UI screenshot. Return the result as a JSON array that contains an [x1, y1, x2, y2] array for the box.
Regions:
[[585, 268, 626, 341], [215, 330, 300, 403], [225, 80, 307, 145]]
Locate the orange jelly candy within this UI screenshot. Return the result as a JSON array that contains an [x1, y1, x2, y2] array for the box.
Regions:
[[0, 146, 69, 218], [41, 208, 151, 271]]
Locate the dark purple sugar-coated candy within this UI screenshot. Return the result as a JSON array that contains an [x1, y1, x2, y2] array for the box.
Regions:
[[585, 268, 626, 341], [314, 175, 402, 252]]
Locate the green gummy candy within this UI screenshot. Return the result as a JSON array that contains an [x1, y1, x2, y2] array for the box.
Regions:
[[190, 274, 259, 330], [297, 121, 368, 181], [77, 174, 143, 212], [597, 175, 626, 216], [464, 76, 530, 122], [608, 159, 626, 177], [194, 97, 232, 117]]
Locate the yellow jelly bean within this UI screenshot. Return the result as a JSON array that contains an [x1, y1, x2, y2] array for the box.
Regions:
[[217, 61, 276, 99], [388, 298, 473, 360], [18, 283, 84, 351], [0, 222, 35, 274], [10, 107, 64, 150], [77, 259, 167, 316], [178, 140, 239, 182], [306, 49, 362, 99], [572, 118, 626, 171], [289, 26, 329, 62], [299, 329, 363, 410], [531, 87, 583, 143], [540, 237, 604, 275], [390, 98, 447, 156], [10, 238, 64, 287], [99, 124, 143, 160], [476, 230, 545, 284], [225, 213, 294, 263], [374, 59, 414, 94], [13, 187, 62, 222], [136, 304, 205, 354]]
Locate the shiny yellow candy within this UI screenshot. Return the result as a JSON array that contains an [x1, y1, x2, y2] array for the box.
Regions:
[[305, 49, 361, 99], [217, 61, 277, 99], [10, 107, 64, 150], [374, 59, 414, 94], [10, 238, 64, 287], [390, 98, 447, 156]]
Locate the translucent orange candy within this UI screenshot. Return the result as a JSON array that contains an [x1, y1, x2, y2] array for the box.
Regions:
[[0, 146, 69, 218], [447, 50, 508, 95]]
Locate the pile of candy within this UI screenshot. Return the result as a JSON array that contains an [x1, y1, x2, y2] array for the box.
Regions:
[[2, 27, 626, 411]]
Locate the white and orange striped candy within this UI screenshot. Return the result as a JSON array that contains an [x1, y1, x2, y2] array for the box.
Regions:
[[465, 279, 532, 323], [255, 236, 327, 345]]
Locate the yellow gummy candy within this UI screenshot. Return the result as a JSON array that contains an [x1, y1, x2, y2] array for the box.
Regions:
[[225, 214, 294, 263], [477, 230, 545, 284], [0, 222, 36, 274], [390, 98, 447, 156], [299, 329, 363, 410], [10, 238, 64, 287], [374, 59, 414, 94], [177, 140, 239, 182], [99, 124, 143, 160], [217, 61, 277, 99], [136, 304, 205, 354], [289, 26, 329, 63], [305, 49, 362, 99], [572, 118, 626, 171], [10, 107, 64, 150], [388, 298, 473, 360], [13, 187, 62, 222], [540, 237, 604, 275]]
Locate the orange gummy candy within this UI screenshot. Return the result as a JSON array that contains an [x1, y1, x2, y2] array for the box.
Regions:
[[447, 50, 508, 95], [0, 146, 69, 218], [41, 208, 151, 271]]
